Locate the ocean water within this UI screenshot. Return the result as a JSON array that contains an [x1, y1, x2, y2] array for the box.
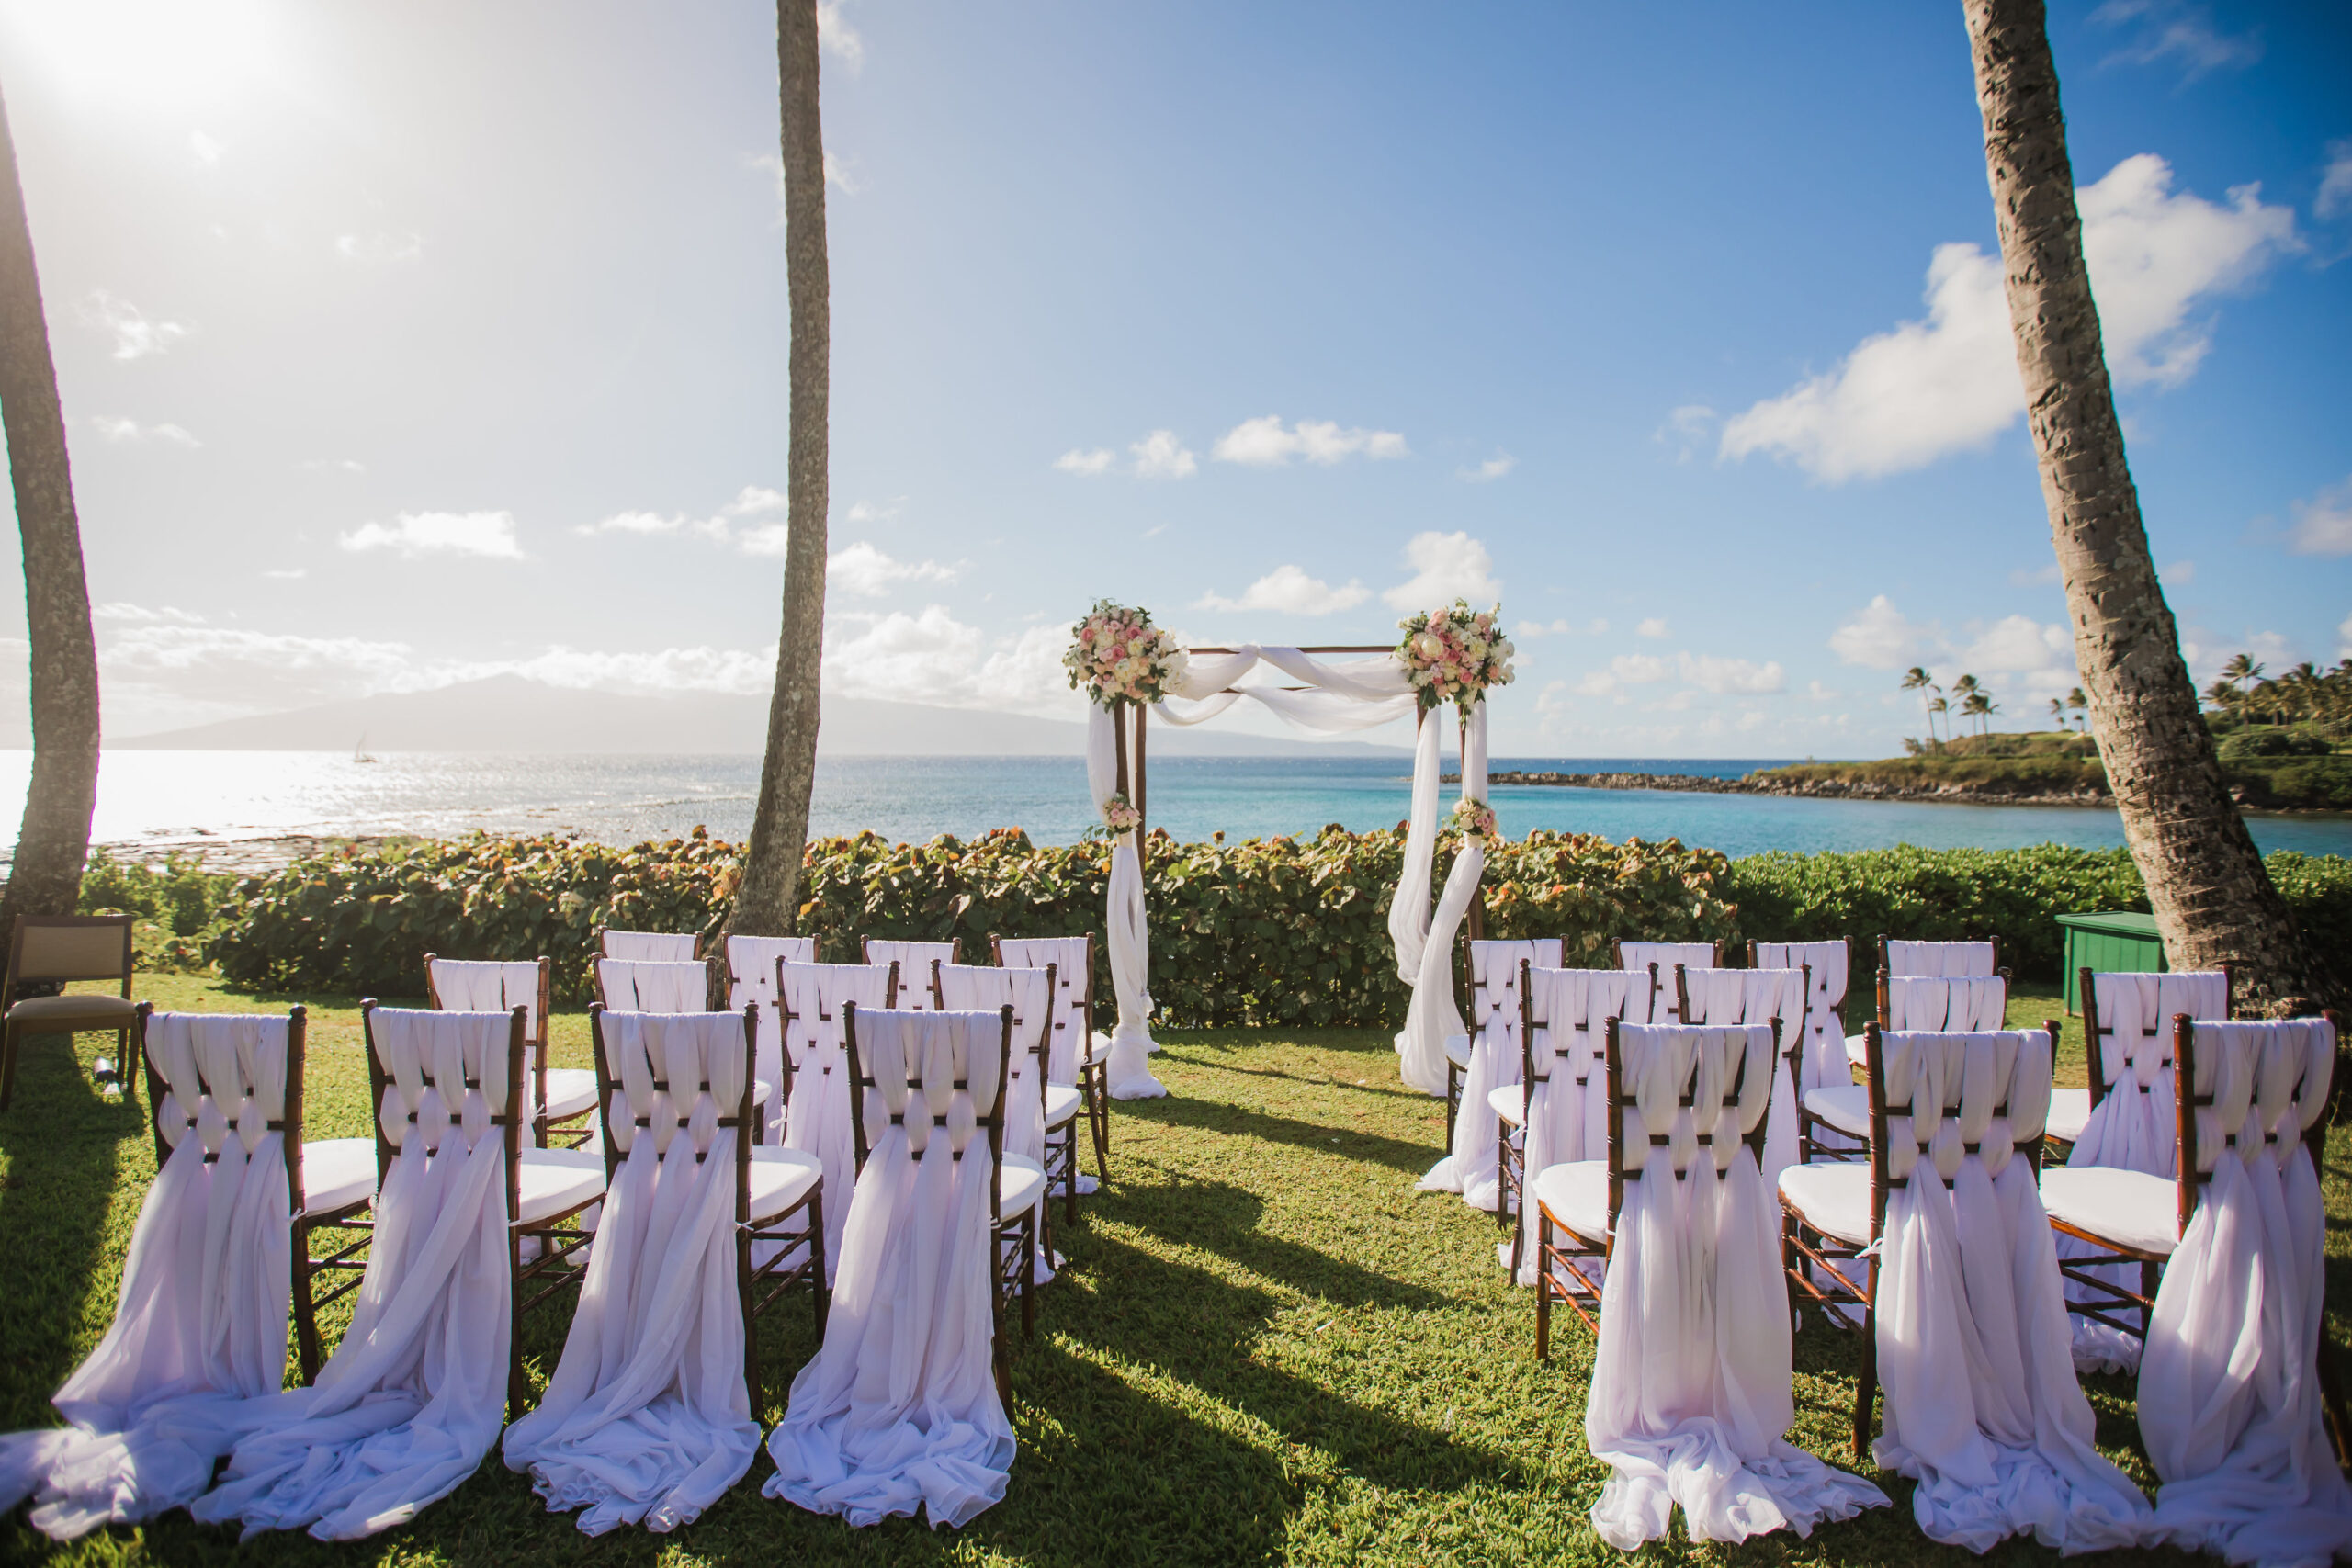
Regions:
[[6, 750, 2351, 862]]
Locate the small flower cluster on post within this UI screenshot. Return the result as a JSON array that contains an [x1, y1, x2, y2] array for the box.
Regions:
[[1063, 600, 1190, 707], [1101, 793, 1141, 834], [1396, 600, 1514, 713], [1450, 796, 1498, 840]]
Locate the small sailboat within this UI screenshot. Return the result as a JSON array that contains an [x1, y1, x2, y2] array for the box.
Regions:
[[353, 733, 378, 764]]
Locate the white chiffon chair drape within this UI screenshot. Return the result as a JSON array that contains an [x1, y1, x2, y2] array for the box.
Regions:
[[1883, 939, 1999, 977], [1842, 976, 2008, 1077], [777, 961, 895, 1283], [1419, 938, 1559, 1210], [190, 1009, 528, 1541], [724, 934, 819, 1137], [1792, 1027, 2154, 1553], [0, 1012, 299, 1540], [1615, 942, 1714, 1020], [861, 941, 956, 1010], [2057, 970, 2228, 1371], [936, 963, 1057, 1282], [503, 1011, 770, 1536], [764, 1008, 1016, 1529], [1505, 966, 1655, 1286], [1581, 1021, 1889, 1548], [994, 934, 1105, 1196], [1677, 965, 1809, 1186], [601, 931, 697, 961], [597, 959, 714, 1014], [2135, 1018, 2351, 1568], [1752, 941, 1856, 1154], [428, 957, 595, 1144]]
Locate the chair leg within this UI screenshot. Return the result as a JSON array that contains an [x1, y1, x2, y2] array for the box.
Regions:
[[1445, 1063, 1459, 1156], [1089, 1063, 1111, 1171], [1061, 1127, 1079, 1224], [118, 1028, 137, 1113], [1022, 1216, 1037, 1340], [1853, 1264, 1879, 1463], [507, 1237, 528, 1421], [1534, 1209, 1553, 1362], [738, 1223, 761, 1417], [1494, 1122, 1513, 1231], [0, 1020, 17, 1111], [290, 1218, 324, 1384], [811, 1190, 831, 1337]]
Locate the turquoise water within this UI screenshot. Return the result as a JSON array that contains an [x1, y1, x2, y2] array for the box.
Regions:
[[6, 750, 2350, 861]]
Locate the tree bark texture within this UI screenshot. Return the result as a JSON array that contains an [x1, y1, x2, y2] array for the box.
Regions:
[[730, 0, 830, 936], [1962, 0, 2318, 1009], [0, 78, 99, 938]]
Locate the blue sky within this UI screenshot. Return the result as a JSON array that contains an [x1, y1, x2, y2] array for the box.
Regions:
[[0, 0, 2345, 755]]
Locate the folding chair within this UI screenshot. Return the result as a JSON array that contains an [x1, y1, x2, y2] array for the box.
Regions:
[[425, 956, 594, 1149], [1449, 939, 1558, 1177], [1752, 939, 1857, 1155], [1878, 936, 2004, 978], [723, 934, 820, 1138], [774, 959, 897, 1280], [2047, 967, 2231, 1159], [1, 914, 137, 1111], [1678, 962, 1809, 1181]]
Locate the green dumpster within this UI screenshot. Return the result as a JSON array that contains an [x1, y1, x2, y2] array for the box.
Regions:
[[2056, 910, 2165, 1014]]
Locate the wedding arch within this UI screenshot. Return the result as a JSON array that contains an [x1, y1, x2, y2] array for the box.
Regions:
[[1064, 602, 1515, 1101]]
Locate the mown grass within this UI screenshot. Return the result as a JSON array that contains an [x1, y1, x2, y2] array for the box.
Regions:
[[1, 974, 2346, 1566]]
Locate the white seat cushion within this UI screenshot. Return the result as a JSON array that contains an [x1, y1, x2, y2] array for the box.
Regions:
[[999, 1151, 1047, 1215], [1488, 1083, 1527, 1128], [1779, 1161, 1872, 1247], [1445, 1032, 1474, 1070], [1844, 1032, 1870, 1070], [1531, 1159, 1610, 1240], [2040, 1165, 2179, 1258], [1804, 1085, 1870, 1140], [539, 1067, 599, 1122], [300, 1137, 377, 1215], [2044, 1087, 2092, 1145], [516, 1145, 607, 1224], [1044, 1083, 1083, 1128], [746, 1145, 822, 1222]]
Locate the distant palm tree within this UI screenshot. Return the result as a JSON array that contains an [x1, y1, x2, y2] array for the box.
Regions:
[[2220, 653, 2265, 686], [1962, 689, 1995, 736], [1948, 675, 1982, 736], [1963, 0, 2317, 1005], [1928, 694, 1950, 741], [2066, 686, 2089, 733], [1901, 666, 1940, 743], [2048, 697, 2066, 728]]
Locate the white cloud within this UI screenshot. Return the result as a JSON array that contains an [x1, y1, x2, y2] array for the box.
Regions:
[[79, 289, 187, 360], [1458, 454, 1514, 483], [262, 568, 306, 581], [2010, 561, 2064, 587], [1679, 652, 1785, 694], [827, 541, 962, 597], [1721, 156, 2298, 481], [1211, 415, 1408, 468], [575, 485, 802, 554], [2092, 0, 2261, 79], [845, 499, 899, 524], [2321, 141, 2352, 223], [340, 510, 523, 559], [1955, 614, 2075, 680], [816, 0, 863, 68], [91, 415, 198, 447], [334, 231, 423, 265], [821, 150, 859, 195], [1383, 530, 1500, 612], [579, 510, 693, 537], [2339, 612, 2352, 662], [1575, 653, 1672, 697], [1657, 404, 1716, 464], [1830, 595, 1936, 670], [2163, 558, 2196, 584], [300, 457, 367, 474], [1054, 447, 1115, 477], [1130, 429, 1197, 479], [96, 602, 203, 624], [1515, 617, 1608, 638], [188, 130, 221, 165], [1635, 616, 1668, 639], [2289, 476, 2352, 556], [1804, 681, 1840, 701], [819, 610, 1073, 715], [1194, 565, 1370, 615]]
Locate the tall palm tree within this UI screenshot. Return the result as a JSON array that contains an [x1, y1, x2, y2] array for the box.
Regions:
[[1961, 689, 1993, 736], [1962, 0, 2318, 1007], [1901, 666, 1940, 743], [1927, 694, 1950, 743], [2066, 685, 2089, 732], [0, 78, 100, 940], [2047, 697, 2065, 729], [2220, 653, 2265, 687], [729, 0, 831, 937]]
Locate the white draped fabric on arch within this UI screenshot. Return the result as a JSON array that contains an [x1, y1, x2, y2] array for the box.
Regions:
[[1083, 642, 1492, 1103]]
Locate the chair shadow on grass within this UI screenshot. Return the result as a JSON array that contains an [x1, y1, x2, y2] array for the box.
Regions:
[[1114, 1095, 1435, 1177], [0, 1026, 141, 1432]]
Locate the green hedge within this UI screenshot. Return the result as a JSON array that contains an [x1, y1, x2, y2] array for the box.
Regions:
[[188, 829, 2350, 1024]]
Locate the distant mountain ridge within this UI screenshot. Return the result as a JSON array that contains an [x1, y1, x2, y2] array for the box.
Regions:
[[107, 674, 1410, 758]]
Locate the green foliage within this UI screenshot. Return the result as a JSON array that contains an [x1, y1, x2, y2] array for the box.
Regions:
[[2228, 756, 2352, 811], [2217, 725, 2333, 761], [1757, 754, 2109, 796], [75, 852, 234, 971]]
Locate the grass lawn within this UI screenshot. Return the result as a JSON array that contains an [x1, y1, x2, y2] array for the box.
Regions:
[[0, 973, 2346, 1566]]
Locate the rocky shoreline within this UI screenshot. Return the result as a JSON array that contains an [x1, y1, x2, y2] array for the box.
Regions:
[[1472, 769, 2115, 808]]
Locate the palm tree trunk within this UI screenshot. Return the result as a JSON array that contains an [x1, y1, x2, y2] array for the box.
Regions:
[[729, 0, 830, 936], [1962, 0, 2319, 1008], [0, 78, 99, 938]]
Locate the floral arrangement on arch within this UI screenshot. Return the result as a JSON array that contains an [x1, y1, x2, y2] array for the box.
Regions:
[[1064, 600, 1190, 706], [1396, 600, 1515, 711]]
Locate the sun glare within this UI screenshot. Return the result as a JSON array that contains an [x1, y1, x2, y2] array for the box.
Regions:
[[0, 0, 279, 112]]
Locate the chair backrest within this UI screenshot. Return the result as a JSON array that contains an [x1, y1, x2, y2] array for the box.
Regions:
[[595, 957, 719, 1013], [1613, 942, 1718, 1020], [8, 914, 134, 989], [1882, 974, 2007, 1033], [2081, 970, 2228, 1104], [1521, 964, 1657, 1093], [599, 930, 698, 962], [1881, 937, 1998, 978], [588, 1006, 758, 1186], [1677, 965, 1809, 1045], [2173, 1016, 2337, 1236], [862, 940, 958, 1008], [1858, 1024, 2052, 1235], [935, 964, 1055, 1154], [841, 1006, 1012, 1200], [1468, 940, 1563, 1054], [1749, 939, 1850, 1051], [424, 957, 548, 1044], [137, 1005, 306, 1202], [776, 960, 898, 1072], [725, 936, 819, 1097], [993, 935, 1092, 1082], [360, 1005, 526, 1190], [1600, 1020, 1779, 1223]]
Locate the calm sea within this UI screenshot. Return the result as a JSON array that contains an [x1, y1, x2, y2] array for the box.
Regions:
[[6, 750, 2350, 862]]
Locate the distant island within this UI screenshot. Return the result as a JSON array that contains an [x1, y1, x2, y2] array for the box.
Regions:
[[1473, 729, 2352, 814]]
